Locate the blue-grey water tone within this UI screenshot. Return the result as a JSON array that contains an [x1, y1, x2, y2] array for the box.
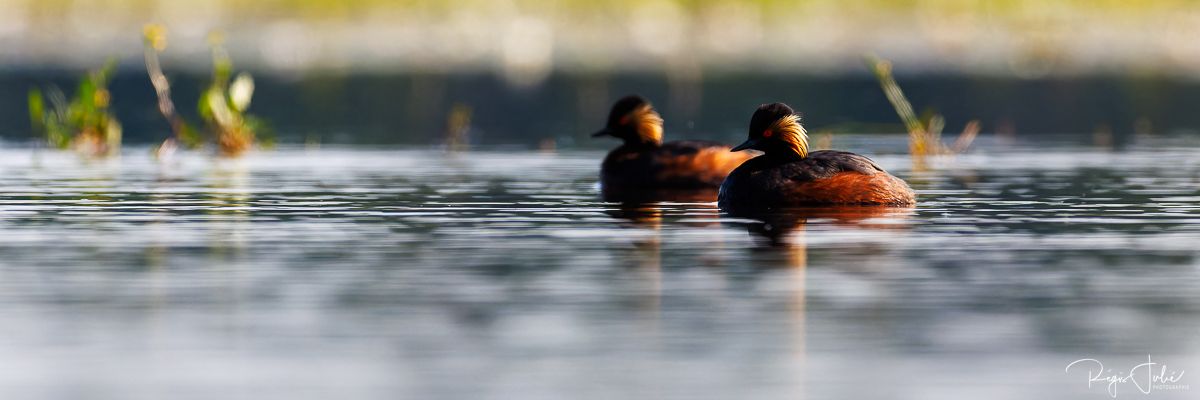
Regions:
[[0, 135, 1197, 399]]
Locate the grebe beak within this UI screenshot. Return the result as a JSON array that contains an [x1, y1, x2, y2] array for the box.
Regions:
[[730, 138, 758, 152], [591, 129, 612, 138]]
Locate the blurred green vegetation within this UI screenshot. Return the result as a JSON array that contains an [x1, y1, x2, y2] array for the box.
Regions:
[[143, 25, 268, 157], [27, 61, 122, 157], [199, 33, 268, 156]]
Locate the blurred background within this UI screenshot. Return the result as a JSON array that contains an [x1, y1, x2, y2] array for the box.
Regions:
[[4, 0, 1200, 147], [3, 3, 1200, 399]]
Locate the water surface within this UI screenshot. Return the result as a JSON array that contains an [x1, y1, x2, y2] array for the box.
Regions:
[[0, 136, 1197, 399]]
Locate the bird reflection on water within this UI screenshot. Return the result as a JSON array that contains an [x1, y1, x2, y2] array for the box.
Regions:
[[734, 206, 915, 249], [729, 205, 914, 390], [601, 186, 724, 324], [602, 184, 913, 351]]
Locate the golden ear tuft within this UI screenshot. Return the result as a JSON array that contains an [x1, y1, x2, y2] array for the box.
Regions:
[[629, 104, 663, 145], [768, 114, 808, 157]]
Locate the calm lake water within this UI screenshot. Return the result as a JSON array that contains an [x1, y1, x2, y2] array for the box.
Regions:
[[0, 135, 1197, 399]]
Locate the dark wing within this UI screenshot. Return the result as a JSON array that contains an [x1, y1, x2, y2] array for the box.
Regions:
[[781, 150, 885, 183]]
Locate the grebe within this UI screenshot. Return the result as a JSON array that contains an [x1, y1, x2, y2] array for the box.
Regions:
[[593, 95, 754, 191], [718, 103, 915, 213]]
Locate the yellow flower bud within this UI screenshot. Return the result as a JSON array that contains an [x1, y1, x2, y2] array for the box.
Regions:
[[143, 24, 168, 51]]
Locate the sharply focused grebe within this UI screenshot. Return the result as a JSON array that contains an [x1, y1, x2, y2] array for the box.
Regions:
[[593, 96, 754, 191], [718, 103, 916, 212]]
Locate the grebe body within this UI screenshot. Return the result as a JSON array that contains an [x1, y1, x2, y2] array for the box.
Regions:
[[718, 103, 915, 212]]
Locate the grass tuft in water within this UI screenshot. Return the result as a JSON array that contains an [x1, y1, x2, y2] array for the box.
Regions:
[[201, 31, 271, 157], [444, 103, 473, 151], [866, 55, 979, 161], [27, 60, 123, 158], [143, 24, 203, 158], [142, 26, 269, 158]]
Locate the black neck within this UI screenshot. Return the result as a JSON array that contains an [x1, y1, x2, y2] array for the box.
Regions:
[[622, 138, 661, 148], [761, 150, 805, 163]]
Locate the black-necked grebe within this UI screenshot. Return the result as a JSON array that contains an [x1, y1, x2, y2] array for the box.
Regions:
[[593, 96, 754, 190], [718, 103, 916, 212]]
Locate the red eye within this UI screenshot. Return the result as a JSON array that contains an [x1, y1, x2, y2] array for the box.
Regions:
[[762, 129, 773, 138]]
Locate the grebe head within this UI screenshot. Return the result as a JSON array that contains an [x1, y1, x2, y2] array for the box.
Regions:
[[591, 95, 664, 146], [731, 103, 809, 159]]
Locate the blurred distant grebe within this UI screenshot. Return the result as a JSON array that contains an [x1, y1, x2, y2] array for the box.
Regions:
[[592, 95, 754, 191]]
